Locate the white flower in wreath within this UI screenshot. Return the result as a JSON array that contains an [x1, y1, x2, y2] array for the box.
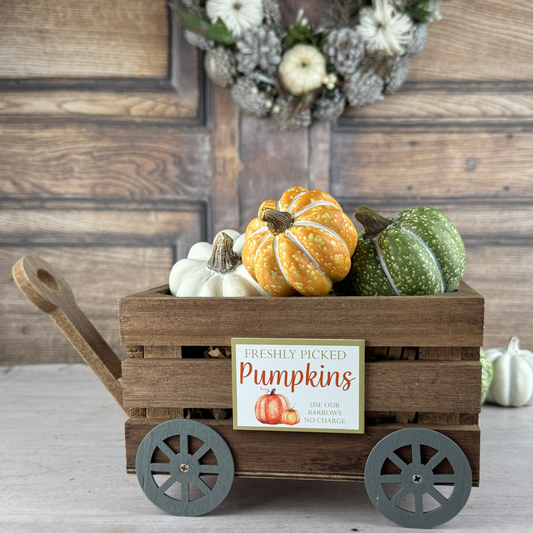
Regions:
[[278, 44, 327, 96], [357, 0, 414, 56], [206, 0, 263, 38]]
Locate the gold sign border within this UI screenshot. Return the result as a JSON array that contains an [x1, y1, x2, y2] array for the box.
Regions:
[[231, 338, 365, 434]]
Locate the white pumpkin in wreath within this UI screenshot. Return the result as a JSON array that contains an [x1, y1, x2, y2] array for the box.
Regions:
[[169, 230, 268, 297]]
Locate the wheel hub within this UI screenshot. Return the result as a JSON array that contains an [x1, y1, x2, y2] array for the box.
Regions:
[[401, 463, 434, 492], [169, 452, 199, 482]]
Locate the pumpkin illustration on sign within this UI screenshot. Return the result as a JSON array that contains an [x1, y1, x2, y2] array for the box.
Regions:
[[254, 389, 290, 425], [350, 205, 466, 296], [281, 407, 300, 426], [242, 187, 358, 297]]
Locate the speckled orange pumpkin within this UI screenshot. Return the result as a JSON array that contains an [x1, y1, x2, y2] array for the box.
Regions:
[[242, 187, 358, 297], [281, 408, 300, 425]]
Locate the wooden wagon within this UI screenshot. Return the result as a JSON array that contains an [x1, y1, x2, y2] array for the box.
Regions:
[[14, 255, 484, 529]]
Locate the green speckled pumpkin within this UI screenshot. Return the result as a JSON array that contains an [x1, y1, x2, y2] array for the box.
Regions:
[[350, 206, 466, 296]]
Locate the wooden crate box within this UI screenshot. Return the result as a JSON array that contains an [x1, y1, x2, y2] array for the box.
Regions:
[[119, 281, 483, 486]]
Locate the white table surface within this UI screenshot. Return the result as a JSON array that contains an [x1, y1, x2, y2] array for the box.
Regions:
[[1, 364, 532, 533]]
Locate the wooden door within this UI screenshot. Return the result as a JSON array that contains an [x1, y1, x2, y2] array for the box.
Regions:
[[1, 0, 531, 364]]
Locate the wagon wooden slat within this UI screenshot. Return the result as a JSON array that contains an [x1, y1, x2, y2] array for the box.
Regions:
[[119, 282, 484, 347], [121, 358, 481, 413]]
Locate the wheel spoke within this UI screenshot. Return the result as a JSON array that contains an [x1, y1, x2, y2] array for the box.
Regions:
[[414, 492, 423, 515], [389, 487, 409, 506], [193, 442, 211, 461], [433, 474, 456, 484], [411, 443, 421, 466], [150, 462, 171, 472], [158, 440, 177, 461], [380, 474, 402, 483], [180, 432, 189, 456], [181, 481, 189, 503], [195, 475, 213, 496], [198, 465, 219, 474], [426, 451, 445, 470], [428, 486, 449, 507], [388, 452, 408, 471], [158, 476, 176, 494]]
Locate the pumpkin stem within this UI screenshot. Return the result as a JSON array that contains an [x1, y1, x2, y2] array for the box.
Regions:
[[260, 208, 293, 234], [207, 232, 240, 275], [270, 388, 276, 395], [355, 205, 393, 240], [506, 336, 520, 354]]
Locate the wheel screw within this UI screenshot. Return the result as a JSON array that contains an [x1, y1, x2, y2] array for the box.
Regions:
[[412, 474, 422, 484], [179, 464, 190, 473]]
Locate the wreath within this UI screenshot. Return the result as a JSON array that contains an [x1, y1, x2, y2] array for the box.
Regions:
[[173, 0, 443, 129]]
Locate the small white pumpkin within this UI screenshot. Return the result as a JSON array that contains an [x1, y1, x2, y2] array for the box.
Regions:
[[169, 230, 268, 297], [485, 336, 533, 407]]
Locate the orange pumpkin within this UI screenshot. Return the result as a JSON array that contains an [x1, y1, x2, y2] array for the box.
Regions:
[[242, 187, 358, 296], [281, 408, 300, 426], [254, 389, 290, 425]]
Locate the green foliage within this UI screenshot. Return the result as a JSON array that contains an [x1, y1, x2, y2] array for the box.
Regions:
[[284, 23, 316, 48], [170, 5, 235, 46], [405, 0, 448, 24], [283, 8, 326, 49]]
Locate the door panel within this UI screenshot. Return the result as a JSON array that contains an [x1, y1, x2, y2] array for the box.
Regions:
[[1, 0, 532, 364], [0, 0, 206, 364], [0, 0, 169, 78]]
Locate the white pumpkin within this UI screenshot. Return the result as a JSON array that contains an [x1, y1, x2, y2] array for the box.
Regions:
[[485, 336, 533, 407], [169, 230, 269, 297]]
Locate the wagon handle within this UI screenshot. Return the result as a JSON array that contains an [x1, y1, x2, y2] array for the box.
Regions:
[[13, 255, 126, 413]]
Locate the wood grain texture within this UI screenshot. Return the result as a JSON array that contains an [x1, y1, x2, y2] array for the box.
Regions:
[[125, 347, 145, 417], [342, 204, 533, 243], [408, 0, 533, 82], [13, 255, 126, 412], [0, 208, 203, 245], [210, 85, 243, 237], [238, 117, 310, 232], [344, 92, 533, 123], [125, 418, 480, 485], [121, 359, 481, 413], [331, 131, 533, 202], [308, 121, 331, 192], [119, 282, 484, 347], [0, 123, 211, 201], [465, 245, 533, 348], [144, 346, 184, 419], [1, 247, 173, 364], [0, 92, 197, 119], [0, 0, 168, 78]]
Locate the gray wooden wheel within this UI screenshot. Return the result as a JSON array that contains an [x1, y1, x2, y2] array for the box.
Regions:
[[136, 419, 234, 516], [365, 428, 472, 529]]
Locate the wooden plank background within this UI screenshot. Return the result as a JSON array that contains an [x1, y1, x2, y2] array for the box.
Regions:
[[1, 0, 532, 364]]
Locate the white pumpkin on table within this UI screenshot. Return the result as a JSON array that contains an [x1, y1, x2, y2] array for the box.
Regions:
[[169, 230, 269, 297], [485, 336, 533, 407]]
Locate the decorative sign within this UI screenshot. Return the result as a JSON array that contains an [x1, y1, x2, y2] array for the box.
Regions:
[[232, 338, 365, 434]]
